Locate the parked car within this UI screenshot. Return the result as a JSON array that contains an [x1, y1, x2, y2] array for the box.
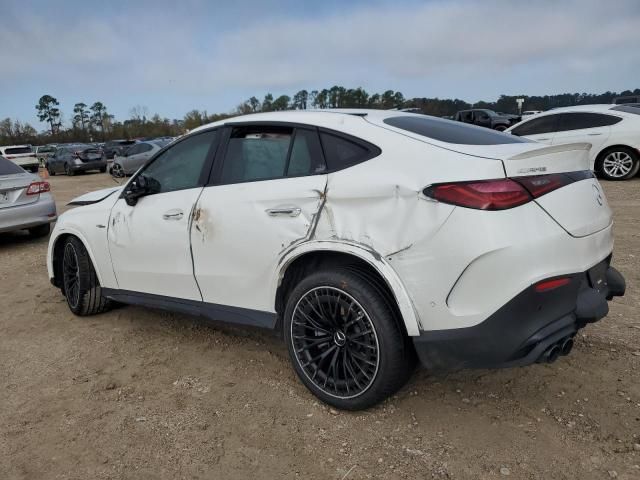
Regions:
[[506, 104, 640, 180], [47, 110, 625, 410], [0, 145, 39, 172], [35, 145, 57, 166], [521, 110, 543, 118], [46, 144, 106, 176], [0, 155, 56, 236], [102, 139, 137, 160], [453, 109, 518, 131], [110, 139, 172, 177]]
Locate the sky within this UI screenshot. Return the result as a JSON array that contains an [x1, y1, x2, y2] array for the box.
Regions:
[[2, 0, 639, 130]]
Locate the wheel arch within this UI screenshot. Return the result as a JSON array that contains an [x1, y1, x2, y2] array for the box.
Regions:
[[49, 228, 105, 289], [595, 144, 639, 161], [275, 241, 421, 336]]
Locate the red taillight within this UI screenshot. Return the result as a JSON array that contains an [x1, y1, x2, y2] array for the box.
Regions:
[[424, 171, 594, 210], [26, 181, 50, 196], [535, 277, 571, 292], [424, 179, 532, 210], [514, 174, 572, 198]]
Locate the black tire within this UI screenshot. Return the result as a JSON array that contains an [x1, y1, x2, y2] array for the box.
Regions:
[[64, 163, 75, 176], [29, 223, 50, 238], [284, 268, 415, 410], [595, 147, 640, 181], [47, 164, 56, 176], [61, 236, 112, 316]]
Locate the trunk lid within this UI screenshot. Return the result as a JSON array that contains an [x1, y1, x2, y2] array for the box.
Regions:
[[450, 141, 610, 237], [0, 173, 38, 209], [77, 148, 102, 162], [498, 142, 611, 237]]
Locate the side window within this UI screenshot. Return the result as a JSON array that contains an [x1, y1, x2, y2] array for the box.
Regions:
[[220, 126, 292, 183], [287, 129, 326, 177], [511, 115, 559, 136], [319, 132, 375, 171], [558, 112, 621, 132], [126, 145, 141, 155], [140, 130, 217, 193], [139, 143, 153, 153]]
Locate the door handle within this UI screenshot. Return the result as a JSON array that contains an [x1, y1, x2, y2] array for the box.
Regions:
[[536, 138, 550, 141], [266, 206, 301, 217], [162, 209, 184, 220], [587, 133, 602, 136]]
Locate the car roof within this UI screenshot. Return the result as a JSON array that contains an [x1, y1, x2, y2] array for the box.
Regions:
[[0, 144, 31, 149]]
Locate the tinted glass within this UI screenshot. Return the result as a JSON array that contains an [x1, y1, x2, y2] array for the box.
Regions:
[[287, 129, 325, 176], [384, 115, 529, 145], [320, 132, 377, 170], [557, 112, 621, 132], [126, 145, 141, 155], [141, 130, 216, 193], [5, 146, 32, 154], [0, 156, 25, 175], [221, 127, 292, 183], [511, 115, 559, 136], [139, 144, 153, 153]]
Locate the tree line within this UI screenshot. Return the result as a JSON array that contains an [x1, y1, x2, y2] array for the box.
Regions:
[[0, 87, 638, 146]]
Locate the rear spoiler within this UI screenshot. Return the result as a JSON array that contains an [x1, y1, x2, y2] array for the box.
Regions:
[[504, 142, 592, 177], [507, 142, 591, 160]]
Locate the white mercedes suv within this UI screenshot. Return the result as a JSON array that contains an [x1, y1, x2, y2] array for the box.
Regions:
[[47, 110, 625, 410]]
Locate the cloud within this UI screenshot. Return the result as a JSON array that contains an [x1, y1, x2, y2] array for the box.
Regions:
[[1, 0, 639, 123]]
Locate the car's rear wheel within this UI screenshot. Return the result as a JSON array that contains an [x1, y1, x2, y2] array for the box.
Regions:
[[61, 236, 112, 316], [29, 223, 50, 238], [111, 163, 125, 178], [284, 268, 414, 410], [596, 147, 640, 181]]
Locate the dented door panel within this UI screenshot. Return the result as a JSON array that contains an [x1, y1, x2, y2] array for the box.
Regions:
[[191, 176, 327, 311], [108, 189, 203, 300]]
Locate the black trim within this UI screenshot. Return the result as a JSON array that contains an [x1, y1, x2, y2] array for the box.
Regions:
[[68, 190, 117, 206], [101, 288, 277, 329], [413, 261, 625, 371]]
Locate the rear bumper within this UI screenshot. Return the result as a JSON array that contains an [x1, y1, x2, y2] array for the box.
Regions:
[[412, 260, 625, 371], [70, 160, 107, 172], [0, 194, 57, 233]]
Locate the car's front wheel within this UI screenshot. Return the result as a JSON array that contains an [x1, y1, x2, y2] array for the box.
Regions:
[[61, 236, 112, 316], [64, 163, 75, 176], [596, 147, 640, 181], [284, 268, 415, 410]]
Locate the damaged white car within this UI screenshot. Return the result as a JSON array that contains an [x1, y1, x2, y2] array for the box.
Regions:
[[47, 110, 625, 410]]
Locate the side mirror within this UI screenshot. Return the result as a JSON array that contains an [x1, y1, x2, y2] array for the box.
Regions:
[[123, 174, 160, 206]]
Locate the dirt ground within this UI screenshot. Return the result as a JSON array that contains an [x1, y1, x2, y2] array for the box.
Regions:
[[1, 172, 639, 480]]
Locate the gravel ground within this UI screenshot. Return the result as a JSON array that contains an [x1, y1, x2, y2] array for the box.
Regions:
[[1, 172, 639, 480]]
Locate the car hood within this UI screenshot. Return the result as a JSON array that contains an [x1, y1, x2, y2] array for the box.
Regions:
[[68, 186, 122, 206]]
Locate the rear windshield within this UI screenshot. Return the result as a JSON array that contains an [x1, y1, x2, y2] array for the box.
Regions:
[[4, 146, 32, 154], [383, 116, 530, 145], [611, 105, 640, 115], [0, 156, 25, 175]]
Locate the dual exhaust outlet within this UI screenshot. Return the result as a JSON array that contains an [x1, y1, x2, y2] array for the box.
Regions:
[[538, 336, 574, 364]]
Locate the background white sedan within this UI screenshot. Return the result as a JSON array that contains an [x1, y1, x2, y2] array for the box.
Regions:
[[506, 104, 640, 180]]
